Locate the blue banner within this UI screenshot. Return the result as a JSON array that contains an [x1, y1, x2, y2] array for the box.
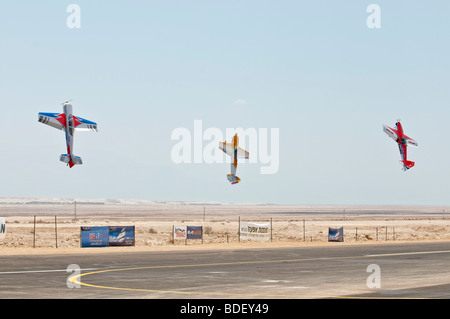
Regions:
[[109, 226, 135, 246], [328, 227, 344, 242], [187, 226, 203, 239], [81, 226, 109, 247]]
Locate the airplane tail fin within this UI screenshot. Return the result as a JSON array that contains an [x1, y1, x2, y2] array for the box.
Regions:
[[60, 154, 82, 168], [401, 160, 415, 170], [227, 174, 241, 184]]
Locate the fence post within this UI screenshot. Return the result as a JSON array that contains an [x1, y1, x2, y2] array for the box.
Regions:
[[33, 215, 36, 248], [303, 219, 305, 242], [55, 216, 58, 248], [238, 216, 240, 243], [270, 218, 273, 242]]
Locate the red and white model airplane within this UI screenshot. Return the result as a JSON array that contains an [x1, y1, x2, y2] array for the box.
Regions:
[[219, 133, 249, 184], [38, 101, 97, 168], [383, 121, 418, 171]]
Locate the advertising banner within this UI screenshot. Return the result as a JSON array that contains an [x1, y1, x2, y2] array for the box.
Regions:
[[239, 221, 271, 242], [328, 227, 344, 242], [0, 218, 6, 240], [174, 226, 187, 239], [187, 226, 203, 240], [109, 226, 135, 246], [81, 226, 109, 247]]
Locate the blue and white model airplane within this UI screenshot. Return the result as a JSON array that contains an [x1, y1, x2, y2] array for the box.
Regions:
[[38, 101, 97, 167]]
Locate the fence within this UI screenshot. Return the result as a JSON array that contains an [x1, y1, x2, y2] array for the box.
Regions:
[[1, 216, 450, 248]]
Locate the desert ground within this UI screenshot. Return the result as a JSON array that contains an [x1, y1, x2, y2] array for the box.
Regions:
[[1, 198, 450, 255]]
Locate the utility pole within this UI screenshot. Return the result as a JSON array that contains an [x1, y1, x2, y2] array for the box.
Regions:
[[73, 200, 78, 222]]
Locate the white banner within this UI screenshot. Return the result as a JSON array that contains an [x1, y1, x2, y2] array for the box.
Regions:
[[0, 218, 6, 240], [173, 226, 187, 240], [239, 221, 271, 242]]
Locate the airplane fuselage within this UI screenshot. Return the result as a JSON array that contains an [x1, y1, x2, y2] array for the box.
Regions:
[[63, 103, 75, 161], [232, 134, 239, 168], [395, 122, 406, 144], [53, 103, 80, 167]]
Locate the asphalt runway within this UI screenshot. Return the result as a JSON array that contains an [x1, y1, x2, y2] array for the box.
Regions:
[[1, 241, 450, 299]]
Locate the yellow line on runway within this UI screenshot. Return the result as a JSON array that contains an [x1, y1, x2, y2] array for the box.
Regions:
[[71, 250, 450, 299]]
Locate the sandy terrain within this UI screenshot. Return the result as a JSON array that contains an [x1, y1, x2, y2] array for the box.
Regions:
[[1, 198, 450, 255]]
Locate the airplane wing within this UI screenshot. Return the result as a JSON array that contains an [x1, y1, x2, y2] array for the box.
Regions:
[[237, 147, 249, 159], [219, 142, 234, 157], [38, 112, 66, 130], [383, 125, 398, 141], [219, 143, 249, 159], [403, 135, 418, 147], [73, 115, 98, 131]]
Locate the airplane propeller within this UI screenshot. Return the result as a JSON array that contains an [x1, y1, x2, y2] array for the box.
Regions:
[[61, 99, 74, 105]]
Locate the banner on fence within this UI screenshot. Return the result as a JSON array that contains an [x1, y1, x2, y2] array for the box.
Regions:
[[174, 226, 187, 240], [81, 226, 109, 247], [328, 227, 344, 242], [239, 221, 271, 242], [187, 226, 203, 240], [109, 226, 135, 246], [0, 218, 6, 240]]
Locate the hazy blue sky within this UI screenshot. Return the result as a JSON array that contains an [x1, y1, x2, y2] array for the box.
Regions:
[[0, 1, 449, 205]]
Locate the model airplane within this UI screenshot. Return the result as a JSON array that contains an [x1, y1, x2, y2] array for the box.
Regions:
[[383, 121, 418, 171], [38, 101, 97, 168], [219, 133, 249, 184]]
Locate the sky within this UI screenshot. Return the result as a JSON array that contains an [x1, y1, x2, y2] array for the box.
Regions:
[[0, 1, 450, 205]]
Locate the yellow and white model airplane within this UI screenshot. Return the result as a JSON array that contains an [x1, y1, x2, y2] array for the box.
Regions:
[[219, 133, 249, 184]]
